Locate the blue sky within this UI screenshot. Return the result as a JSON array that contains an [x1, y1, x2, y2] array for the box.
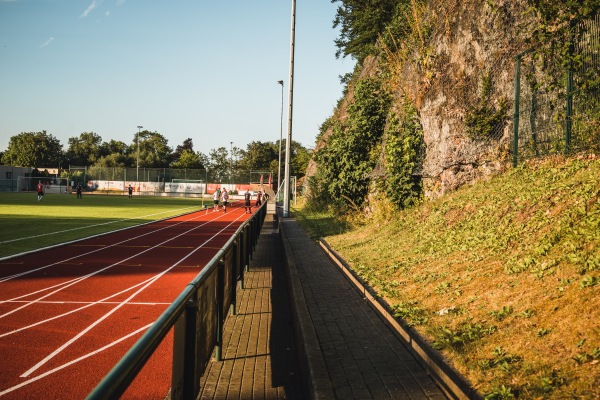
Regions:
[[0, 0, 355, 156]]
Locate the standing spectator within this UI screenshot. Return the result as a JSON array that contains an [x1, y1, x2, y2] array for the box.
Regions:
[[221, 188, 229, 213], [244, 191, 252, 214], [128, 184, 133, 199], [36, 180, 44, 202], [213, 189, 220, 211], [255, 191, 262, 207], [76, 182, 83, 199]]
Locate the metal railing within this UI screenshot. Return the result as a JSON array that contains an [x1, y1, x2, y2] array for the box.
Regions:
[[86, 203, 267, 400]]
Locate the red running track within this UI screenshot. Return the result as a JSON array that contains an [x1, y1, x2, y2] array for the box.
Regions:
[[0, 202, 252, 399]]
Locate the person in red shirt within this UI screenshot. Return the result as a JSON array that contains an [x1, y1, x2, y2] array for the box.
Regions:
[[36, 180, 44, 202], [255, 191, 262, 207]]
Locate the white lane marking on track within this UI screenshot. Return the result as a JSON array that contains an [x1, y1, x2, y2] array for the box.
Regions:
[[0, 323, 152, 397], [0, 204, 232, 284], [20, 210, 247, 378], [0, 207, 234, 318], [6, 300, 171, 305], [0, 206, 197, 245], [0, 275, 164, 338]]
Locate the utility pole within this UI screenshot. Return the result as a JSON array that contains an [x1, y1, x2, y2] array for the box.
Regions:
[[277, 80, 284, 198], [137, 125, 143, 182], [283, 0, 296, 218]]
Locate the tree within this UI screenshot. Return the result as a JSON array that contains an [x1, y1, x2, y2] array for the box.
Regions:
[[170, 149, 205, 169], [313, 77, 391, 207], [66, 132, 102, 166], [172, 138, 195, 164], [1, 131, 63, 167], [290, 141, 312, 177], [93, 153, 128, 168], [206, 147, 230, 183], [238, 141, 278, 172], [99, 139, 128, 159], [129, 130, 172, 168], [332, 0, 398, 61]]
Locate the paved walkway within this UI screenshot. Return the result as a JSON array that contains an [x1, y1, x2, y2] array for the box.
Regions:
[[198, 214, 447, 399]]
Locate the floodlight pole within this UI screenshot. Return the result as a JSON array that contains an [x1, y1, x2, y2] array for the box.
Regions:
[[283, 0, 296, 218], [277, 80, 284, 198], [137, 125, 143, 183]]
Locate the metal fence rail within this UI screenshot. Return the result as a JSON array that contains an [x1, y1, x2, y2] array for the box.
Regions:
[[86, 203, 267, 400]]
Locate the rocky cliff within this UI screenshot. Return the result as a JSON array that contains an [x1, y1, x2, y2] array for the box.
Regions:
[[308, 0, 536, 203]]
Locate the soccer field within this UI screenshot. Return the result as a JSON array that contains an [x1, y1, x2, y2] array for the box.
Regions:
[[0, 192, 206, 258]]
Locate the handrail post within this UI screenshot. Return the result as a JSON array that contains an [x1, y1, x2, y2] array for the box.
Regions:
[[239, 228, 246, 288], [215, 258, 225, 362], [231, 239, 238, 316], [171, 297, 198, 400]]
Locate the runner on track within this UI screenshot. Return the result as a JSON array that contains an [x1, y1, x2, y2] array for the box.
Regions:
[[213, 189, 220, 211], [221, 188, 229, 213], [244, 191, 252, 213]]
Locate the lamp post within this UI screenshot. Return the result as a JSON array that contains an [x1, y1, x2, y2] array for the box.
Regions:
[[283, 0, 296, 218], [136, 125, 143, 182], [230, 141, 233, 186], [277, 80, 284, 198]]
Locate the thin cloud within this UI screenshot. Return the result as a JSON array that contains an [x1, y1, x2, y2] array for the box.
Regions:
[[116, 0, 126, 5], [39, 37, 54, 48], [80, 0, 97, 18]]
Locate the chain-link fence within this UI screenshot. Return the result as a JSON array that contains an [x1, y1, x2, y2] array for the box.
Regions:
[[513, 15, 600, 164], [68, 166, 274, 186]]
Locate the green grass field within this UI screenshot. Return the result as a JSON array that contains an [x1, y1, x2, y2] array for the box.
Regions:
[[0, 192, 207, 258]]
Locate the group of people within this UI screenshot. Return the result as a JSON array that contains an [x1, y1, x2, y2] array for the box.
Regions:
[[36, 180, 82, 201], [212, 188, 230, 213], [212, 189, 269, 214]]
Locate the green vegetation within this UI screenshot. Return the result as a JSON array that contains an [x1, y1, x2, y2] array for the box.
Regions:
[[311, 77, 392, 210], [0, 193, 204, 258], [332, 0, 426, 62], [381, 101, 424, 208], [1, 132, 310, 186], [464, 74, 508, 141], [294, 156, 600, 399]]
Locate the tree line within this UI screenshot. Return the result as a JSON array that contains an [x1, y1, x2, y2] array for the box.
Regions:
[[0, 130, 311, 181]]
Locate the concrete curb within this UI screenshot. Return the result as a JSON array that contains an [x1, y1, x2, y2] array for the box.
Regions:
[[319, 239, 482, 400]]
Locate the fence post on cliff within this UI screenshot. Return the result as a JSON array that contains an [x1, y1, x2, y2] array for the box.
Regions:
[[564, 19, 575, 155], [512, 54, 522, 167]]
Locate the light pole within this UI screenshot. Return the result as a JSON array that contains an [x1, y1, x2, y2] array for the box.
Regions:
[[283, 0, 296, 218], [136, 125, 143, 182], [277, 80, 284, 198], [230, 141, 233, 186]]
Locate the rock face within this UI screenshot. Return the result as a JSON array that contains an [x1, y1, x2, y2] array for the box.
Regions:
[[417, 0, 531, 198], [309, 0, 534, 200]]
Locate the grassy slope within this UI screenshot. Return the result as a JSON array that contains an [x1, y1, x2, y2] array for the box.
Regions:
[[299, 156, 600, 399], [0, 193, 205, 258]]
